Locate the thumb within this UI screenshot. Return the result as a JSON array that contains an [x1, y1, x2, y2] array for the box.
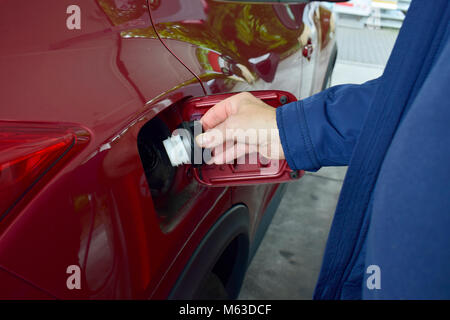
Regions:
[[195, 122, 229, 148]]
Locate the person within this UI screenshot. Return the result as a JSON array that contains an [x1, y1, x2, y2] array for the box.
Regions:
[[195, 0, 450, 299]]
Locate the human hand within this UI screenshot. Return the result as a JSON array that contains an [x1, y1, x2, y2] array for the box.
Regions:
[[195, 92, 285, 164]]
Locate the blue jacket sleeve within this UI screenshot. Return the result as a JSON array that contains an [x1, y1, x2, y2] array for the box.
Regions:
[[276, 78, 380, 171]]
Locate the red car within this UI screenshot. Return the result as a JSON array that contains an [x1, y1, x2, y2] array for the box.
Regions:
[[0, 0, 337, 299]]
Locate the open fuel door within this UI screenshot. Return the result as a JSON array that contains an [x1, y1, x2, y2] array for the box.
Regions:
[[174, 90, 304, 187]]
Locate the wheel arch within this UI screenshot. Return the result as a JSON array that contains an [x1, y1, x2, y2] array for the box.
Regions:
[[168, 204, 250, 299]]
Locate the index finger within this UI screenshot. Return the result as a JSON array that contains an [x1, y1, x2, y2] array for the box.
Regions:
[[200, 94, 238, 131]]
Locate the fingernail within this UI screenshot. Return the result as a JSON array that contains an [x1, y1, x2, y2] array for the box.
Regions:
[[196, 133, 212, 146]]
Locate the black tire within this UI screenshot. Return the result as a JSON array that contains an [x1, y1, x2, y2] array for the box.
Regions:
[[193, 272, 229, 300], [322, 45, 338, 91]]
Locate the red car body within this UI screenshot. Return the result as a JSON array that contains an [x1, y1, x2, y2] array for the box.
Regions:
[[0, 0, 336, 299]]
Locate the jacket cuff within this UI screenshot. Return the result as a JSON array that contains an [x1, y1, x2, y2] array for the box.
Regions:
[[276, 100, 321, 171]]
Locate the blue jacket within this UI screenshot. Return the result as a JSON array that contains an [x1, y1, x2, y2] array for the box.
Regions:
[[276, 0, 450, 299]]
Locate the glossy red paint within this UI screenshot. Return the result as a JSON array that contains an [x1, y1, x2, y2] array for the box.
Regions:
[[0, 121, 90, 224], [0, 124, 74, 216], [0, 0, 335, 299]]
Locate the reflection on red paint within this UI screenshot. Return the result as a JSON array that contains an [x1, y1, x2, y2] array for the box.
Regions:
[[0, 122, 75, 217]]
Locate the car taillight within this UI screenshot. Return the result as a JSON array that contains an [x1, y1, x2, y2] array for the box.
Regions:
[[0, 122, 76, 218]]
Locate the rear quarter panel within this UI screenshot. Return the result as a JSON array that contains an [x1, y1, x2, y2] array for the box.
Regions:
[[0, 0, 230, 299]]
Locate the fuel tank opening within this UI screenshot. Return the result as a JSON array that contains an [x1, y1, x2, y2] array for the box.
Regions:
[[137, 116, 175, 198], [137, 112, 207, 232]]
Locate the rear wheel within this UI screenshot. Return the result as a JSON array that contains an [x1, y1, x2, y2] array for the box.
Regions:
[[193, 272, 229, 300], [168, 205, 250, 300]]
